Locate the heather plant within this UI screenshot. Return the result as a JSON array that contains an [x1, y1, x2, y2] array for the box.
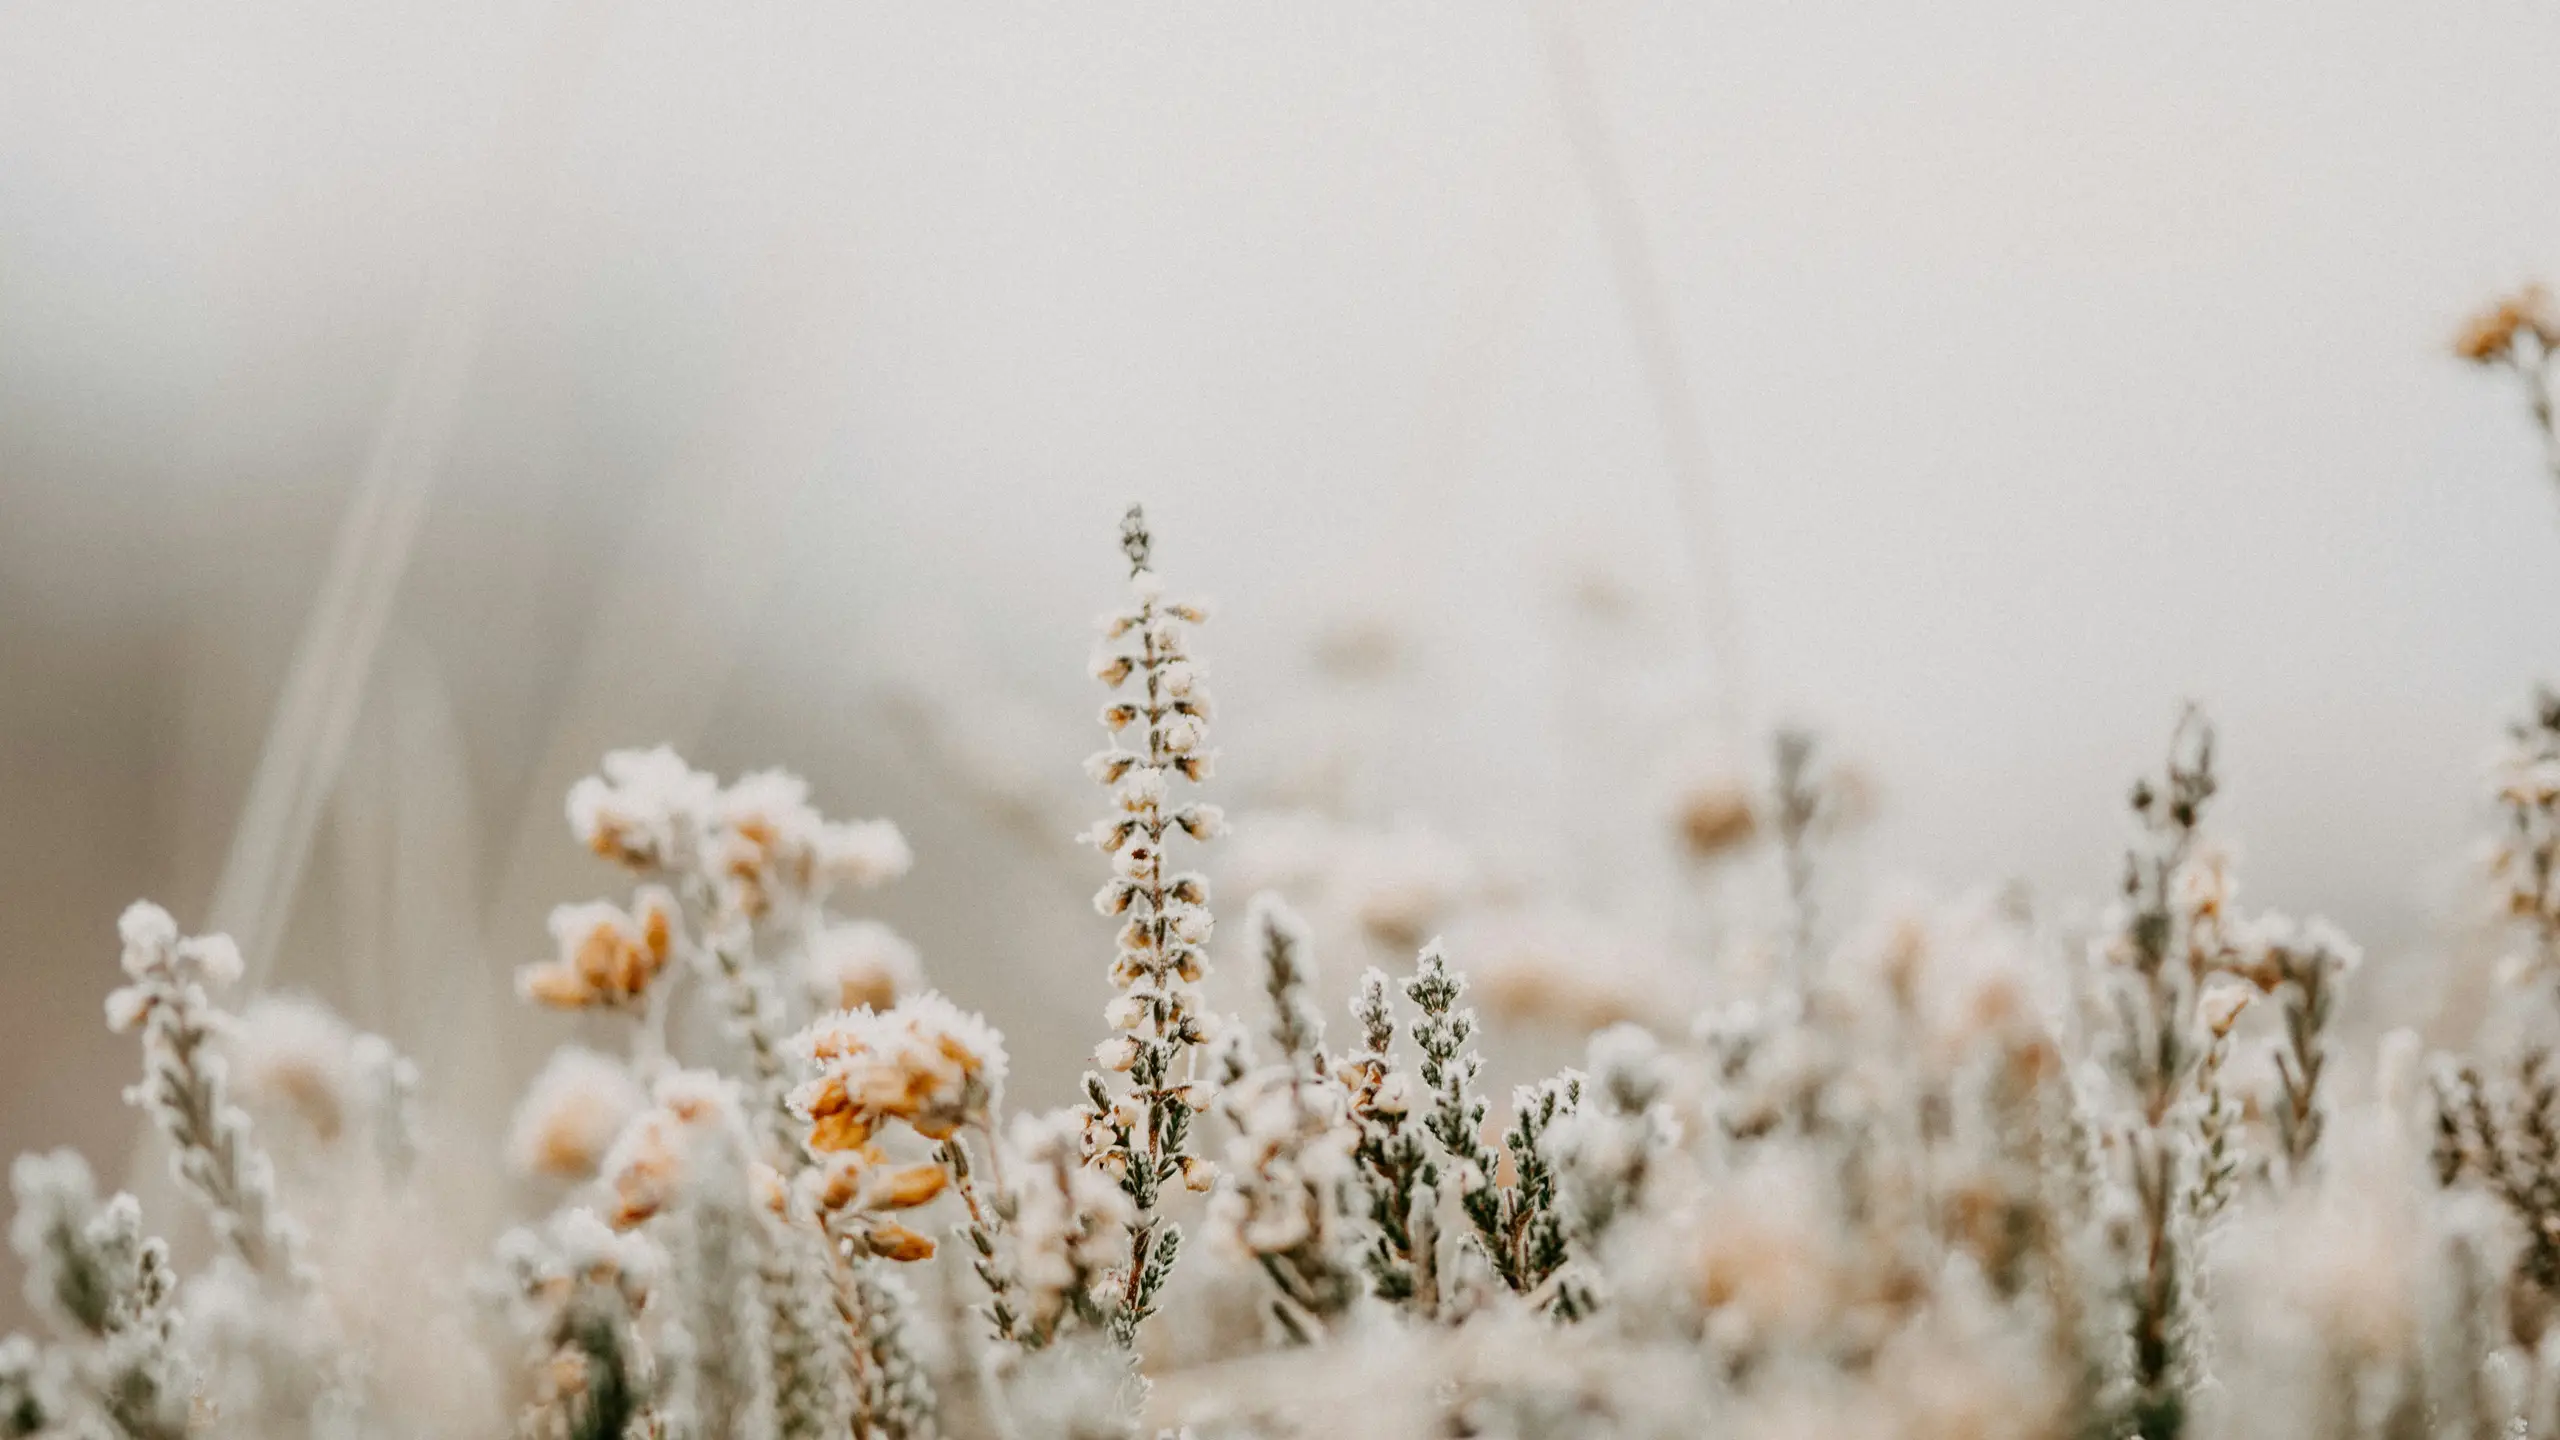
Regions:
[[23, 442, 2560, 1440]]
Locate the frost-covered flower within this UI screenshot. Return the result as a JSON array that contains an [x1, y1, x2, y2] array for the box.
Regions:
[[706, 769, 913, 919], [566, 745, 720, 872], [599, 1069, 759, 1227], [565, 747, 910, 922], [508, 1048, 649, 1181], [789, 994, 1008, 1152], [521, 887, 681, 1010], [105, 901, 241, 1031]]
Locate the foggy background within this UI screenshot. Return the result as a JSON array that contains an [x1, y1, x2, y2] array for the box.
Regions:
[[6, 0, 2560, 1277]]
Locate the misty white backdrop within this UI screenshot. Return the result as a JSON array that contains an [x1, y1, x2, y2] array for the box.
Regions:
[[4, 0, 2560, 1277]]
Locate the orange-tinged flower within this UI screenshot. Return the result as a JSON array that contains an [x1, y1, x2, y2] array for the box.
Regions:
[[871, 1163, 949, 1210], [519, 888, 681, 1010], [598, 1070, 749, 1228], [788, 995, 1007, 1155], [862, 1221, 936, 1263], [2455, 284, 2560, 364]]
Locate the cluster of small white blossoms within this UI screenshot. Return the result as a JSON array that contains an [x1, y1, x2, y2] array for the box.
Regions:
[[564, 747, 912, 923], [543, 747, 914, 1013], [1076, 503, 1228, 1344], [787, 994, 1008, 1263]]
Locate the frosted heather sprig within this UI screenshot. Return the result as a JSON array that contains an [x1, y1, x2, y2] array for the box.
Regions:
[[1207, 897, 1363, 1339], [662, 1129, 779, 1440], [761, 1208, 855, 1440], [1549, 1024, 1672, 1252], [2242, 915, 2358, 1180], [1342, 969, 1436, 1312], [1410, 944, 1562, 1299], [939, 1135, 1028, 1348], [1080, 503, 1225, 1345], [0, 1335, 65, 1440], [2491, 687, 2560, 986], [1495, 1074, 1581, 1310], [2089, 711, 2251, 1438], [2437, 1052, 2560, 1299], [7, 1150, 189, 1440], [844, 1268, 936, 1440], [105, 903, 301, 1280], [493, 1209, 661, 1440]]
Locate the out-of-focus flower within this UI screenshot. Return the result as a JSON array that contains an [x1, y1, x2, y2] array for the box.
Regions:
[[600, 1070, 756, 1227], [797, 919, 923, 1014], [2455, 283, 2560, 364], [508, 1048, 649, 1181], [567, 746, 720, 872], [1671, 775, 1758, 861], [223, 994, 360, 1143], [707, 770, 913, 919], [565, 747, 910, 921], [1472, 914, 1665, 1034]]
